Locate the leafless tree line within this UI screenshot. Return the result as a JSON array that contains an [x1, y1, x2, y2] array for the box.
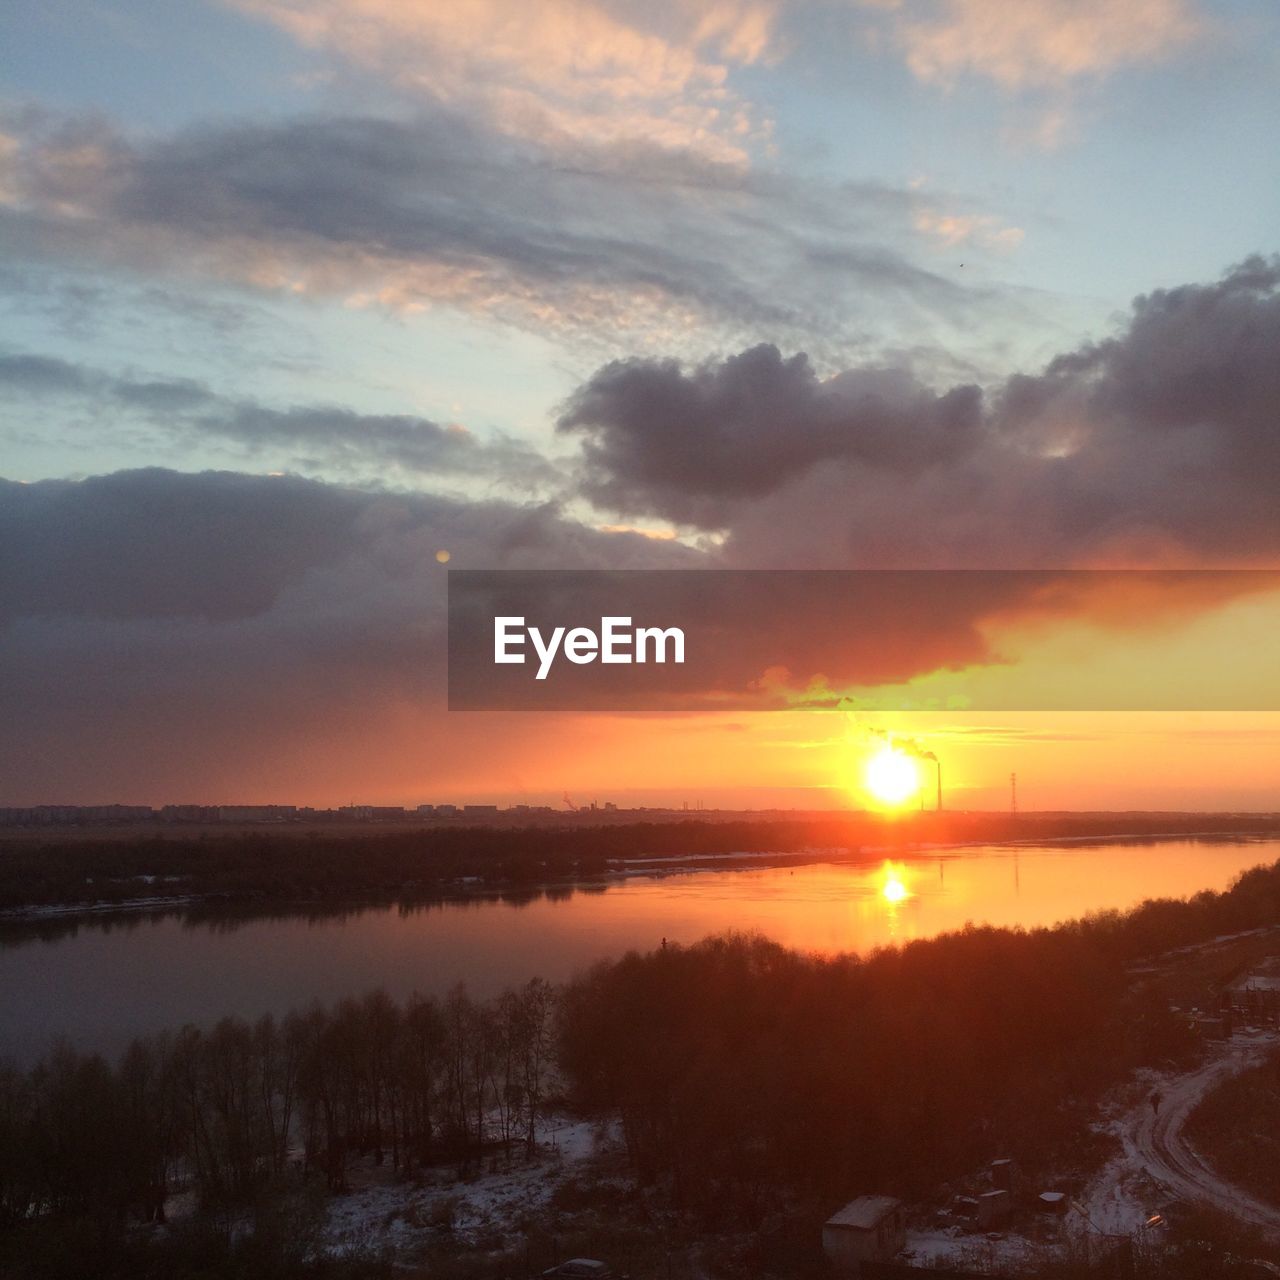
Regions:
[[0, 979, 556, 1224]]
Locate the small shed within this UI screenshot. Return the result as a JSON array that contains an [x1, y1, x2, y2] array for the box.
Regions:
[[822, 1196, 906, 1271], [977, 1189, 1012, 1228]]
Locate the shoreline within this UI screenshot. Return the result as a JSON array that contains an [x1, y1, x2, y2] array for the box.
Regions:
[[3, 827, 1277, 928]]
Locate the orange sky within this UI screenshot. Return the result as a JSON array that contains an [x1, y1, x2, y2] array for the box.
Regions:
[[410, 584, 1280, 813], [13, 577, 1278, 811], [214, 704, 1276, 813]]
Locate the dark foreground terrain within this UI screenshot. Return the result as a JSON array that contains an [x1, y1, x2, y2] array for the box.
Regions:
[[8, 857, 1280, 1277]]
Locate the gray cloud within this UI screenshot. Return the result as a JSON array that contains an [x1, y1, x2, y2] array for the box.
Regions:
[[559, 258, 1280, 566], [0, 467, 691, 628], [0, 467, 696, 799], [559, 342, 983, 525], [0, 352, 554, 486], [0, 353, 101, 397], [0, 469, 369, 625], [0, 104, 1013, 359], [997, 256, 1280, 459]]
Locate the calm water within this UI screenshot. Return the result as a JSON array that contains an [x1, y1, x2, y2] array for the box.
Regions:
[[2, 837, 1277, 1065]]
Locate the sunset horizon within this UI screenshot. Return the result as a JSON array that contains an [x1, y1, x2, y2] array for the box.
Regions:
[[3, 1, 1280, 1276]]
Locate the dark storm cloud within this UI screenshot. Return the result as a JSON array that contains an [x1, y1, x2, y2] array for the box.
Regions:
[[0, 352, 554, 484], [558, 343, 982, 524], [0, 468, 699, 798], [0, 467, 690, 629], [0, 469, 369, 624], [560, 258, 1280, 566], [0, 105, 994, 352], [996, 256, 1280, 458]]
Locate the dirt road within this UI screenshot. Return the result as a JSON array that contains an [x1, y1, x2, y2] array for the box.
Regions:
[[1085, 1029, 1280, 1238]]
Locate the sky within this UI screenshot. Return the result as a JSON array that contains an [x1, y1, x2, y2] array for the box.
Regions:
[[1, 0, 1279, 808]]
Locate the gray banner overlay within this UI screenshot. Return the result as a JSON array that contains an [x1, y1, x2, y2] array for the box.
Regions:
[[447, 569, 1280, 711]]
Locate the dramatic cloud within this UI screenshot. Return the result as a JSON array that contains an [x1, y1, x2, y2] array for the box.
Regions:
[[0, 469, 370, 626], [559, 343, 982, 525], [997, 256, 1280, 456], [0, 353, 556, 488], [0, 468, 695, 800], [0, 468, 692, 628], [4, 468, 1274, 803], [0, 105, 1005, 357], [560, 258, 1280, 566], [226, 0, 778, 162]]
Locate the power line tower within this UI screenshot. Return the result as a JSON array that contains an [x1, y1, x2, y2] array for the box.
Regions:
[[1010, 772, 1018, 816]]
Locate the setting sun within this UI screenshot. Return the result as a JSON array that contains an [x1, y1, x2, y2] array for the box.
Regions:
[[865, 745, 920, 808]]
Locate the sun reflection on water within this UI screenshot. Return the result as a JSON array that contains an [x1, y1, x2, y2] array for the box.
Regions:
[[878, 860, 912, 905]]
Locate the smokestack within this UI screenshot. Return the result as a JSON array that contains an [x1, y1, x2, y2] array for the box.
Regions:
[[936, 758, 943, 813]]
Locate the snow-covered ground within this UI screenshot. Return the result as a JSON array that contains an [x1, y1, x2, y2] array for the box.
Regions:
[[899, 1016, 1280, 1273], [901, 1225, 1046, 1273], [323, 1115, 622, 1262], [1080, 1027, 1280, 1239]]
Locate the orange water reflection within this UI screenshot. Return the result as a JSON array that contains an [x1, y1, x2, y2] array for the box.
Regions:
[[2, 837, 1277, 1063], [608, 840, 1273, 955]]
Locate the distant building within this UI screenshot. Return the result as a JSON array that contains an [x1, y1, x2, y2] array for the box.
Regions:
[[463, 804, 499, 817], [0, 805, 155, 826], [80, 805, 154, 823], [217, 805, 297, 822], [160, 805, 220, 822], [822, 1196, 906, 1271]]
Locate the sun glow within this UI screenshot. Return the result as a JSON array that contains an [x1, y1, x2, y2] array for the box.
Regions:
[[865, 745, 920, 808], [878, 860, 912, 904]]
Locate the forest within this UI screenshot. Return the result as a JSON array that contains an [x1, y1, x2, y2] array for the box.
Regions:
[[0, 980, 555, 1278], [555, 888, 1262, 1217], [6, 860, 1280, 1277]]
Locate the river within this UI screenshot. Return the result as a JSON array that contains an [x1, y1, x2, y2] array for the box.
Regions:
[[2, 835, 1277, 1064]]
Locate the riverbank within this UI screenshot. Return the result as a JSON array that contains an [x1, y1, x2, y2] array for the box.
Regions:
[[4, 828, 1280, 930], [2, 812, 1278, 925]]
